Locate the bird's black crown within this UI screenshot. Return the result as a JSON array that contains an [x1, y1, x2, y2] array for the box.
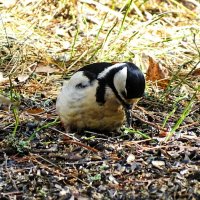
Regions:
[[124, 62, 145, 99]]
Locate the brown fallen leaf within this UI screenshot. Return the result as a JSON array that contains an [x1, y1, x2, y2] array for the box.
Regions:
[[0, 94, 11, 106], [25, 108, 44, 114], [146, 56, 169, 89], [17, 74, 29, 83], [91, 155, 102, 161], [0, 72, 9, 84], [146, 56, 166, 81], [126, 153, 135, 164], [156, 79, 170, 89], [159, 130, 169, 137], [152, 160, 165, 169], [191, 68, 200, 76], [35, 65, 58, 74]]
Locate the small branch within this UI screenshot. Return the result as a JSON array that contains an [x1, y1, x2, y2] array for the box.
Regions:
[[62, 140, 99, 153], [50, 127, 80, 142], [1, 191, 23, 196], [179, 121, 199, 129], [131, 110, 167, 132]]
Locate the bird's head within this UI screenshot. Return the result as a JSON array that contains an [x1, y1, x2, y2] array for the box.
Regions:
[[112, 62, 145, 106], [110, 62, 145, 127], [91, 62, 145, 127]]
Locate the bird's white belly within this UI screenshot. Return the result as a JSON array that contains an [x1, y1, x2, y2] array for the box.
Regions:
[[56, 78, 125, 131]]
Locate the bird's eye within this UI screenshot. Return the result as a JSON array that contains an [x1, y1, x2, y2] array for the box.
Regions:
[[75, 83, 87, 88]]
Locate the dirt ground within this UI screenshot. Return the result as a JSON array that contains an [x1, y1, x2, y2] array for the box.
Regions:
[[0, 0, 200, 199]]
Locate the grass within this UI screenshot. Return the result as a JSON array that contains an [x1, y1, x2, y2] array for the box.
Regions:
[[165, 93, 195, 141], [8, 76, 19, 137], [123, 127, 152, 139], [0, 0, 200, 149], [70, 26, 79, 59], [27, 117, 60, 142], [161, 93, 196, 141], [0, 2, 200, 199]]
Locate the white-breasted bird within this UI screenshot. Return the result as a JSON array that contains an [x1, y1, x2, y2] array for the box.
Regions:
[[56, 62, 145, 132]]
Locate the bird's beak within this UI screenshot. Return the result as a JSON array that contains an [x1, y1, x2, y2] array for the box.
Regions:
[[124, 98, 140, 128], [125, 107, 132, 128]]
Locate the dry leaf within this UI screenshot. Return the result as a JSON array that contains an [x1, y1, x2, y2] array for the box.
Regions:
[[0, 94, 11, 106], [91, 155, 102, 161], [126, 153, 135, 164], [26, 108, 44, 114], [146, 56, 169, 89], [191, 68, 200, 76], [109, 174, 119, 184], [0, 72, 9, 84], [157, 79, 170, 89], [182, 135, 198, 140], [0, 0, 16, 8], [152, 160, 165, 169], [146, 56, 166, 81], [17, 74, 29, 83], [35, 65, 58, 74], [159, 131, 168, 137]]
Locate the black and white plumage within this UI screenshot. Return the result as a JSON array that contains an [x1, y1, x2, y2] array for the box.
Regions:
[[56, 62, 145, 132]]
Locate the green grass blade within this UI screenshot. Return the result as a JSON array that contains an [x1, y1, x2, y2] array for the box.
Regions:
[[124, 127, 151, 139], [118, 0, 133, 36], [70, 26, 79, 59], [28, 117, 60, 142], [165, 94, 195, 142]]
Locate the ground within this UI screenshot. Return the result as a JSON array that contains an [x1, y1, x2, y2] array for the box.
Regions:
[[0, 0, 200, 199]]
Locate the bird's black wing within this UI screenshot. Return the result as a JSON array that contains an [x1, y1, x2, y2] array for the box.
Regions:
[[78, 62, 113, 81], [77, 62, 113, 105]]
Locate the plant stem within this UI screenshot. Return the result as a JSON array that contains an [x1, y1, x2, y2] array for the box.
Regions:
[[28, 118, 60, 142], [165, 94, 195, 142]]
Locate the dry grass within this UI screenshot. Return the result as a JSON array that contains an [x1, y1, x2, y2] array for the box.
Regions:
[[0, 1, 200, 198], [1, 0, 200, 73]]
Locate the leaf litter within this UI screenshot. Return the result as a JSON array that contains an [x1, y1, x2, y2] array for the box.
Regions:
[[0, 0, 200, 199]]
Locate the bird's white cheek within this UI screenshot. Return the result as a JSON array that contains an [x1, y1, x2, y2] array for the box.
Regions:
[[113, 67, 127, 99]]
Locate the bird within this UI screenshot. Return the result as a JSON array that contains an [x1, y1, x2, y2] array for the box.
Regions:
[[56, 62, 145, 132]]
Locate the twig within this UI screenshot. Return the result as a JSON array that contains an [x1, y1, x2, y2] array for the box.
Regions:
[[31, 148, 58, 153], [0, 191, 23, 196], [142, 145, 200, 152], [51, 128, 99, 153], [131, 110, 167, 132], [179, 121, 199, 129], [50, 127, 80, 142], [123, 138, 153, 146], [61, 140, 99, 153], [84, 130, 111, 139]]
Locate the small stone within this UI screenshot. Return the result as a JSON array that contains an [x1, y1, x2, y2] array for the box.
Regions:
[[126, 154, 135, 164], [152, 160, 165, 169]]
